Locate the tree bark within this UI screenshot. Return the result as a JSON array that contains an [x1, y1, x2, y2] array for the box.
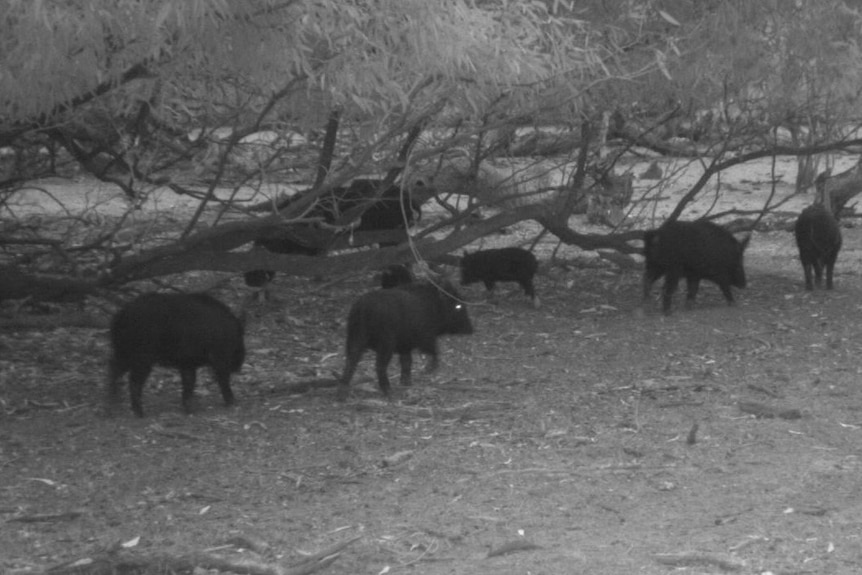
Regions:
[[815, 158, 862, 217], [0, 266, 93, 303]]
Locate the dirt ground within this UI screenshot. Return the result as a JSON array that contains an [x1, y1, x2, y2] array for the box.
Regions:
[[4, 153, 862, 574], [3, 214, 862, 574]]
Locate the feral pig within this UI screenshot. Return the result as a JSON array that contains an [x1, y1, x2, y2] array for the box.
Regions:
[[380, 264, 414, 289], [460, 247, 539, 307], [107, 293, 245, 417], [245, 179, 425, 295], [337, 179, 424, 233], [244, 269, 276, 289], [643, 219, 750, 314], [794, 204, 842, 290], [338, 281, 474, 401], [243, 234, 321, 301]]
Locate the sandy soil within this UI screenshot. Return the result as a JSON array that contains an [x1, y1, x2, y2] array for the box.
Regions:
[[2, 155, 862, 574]]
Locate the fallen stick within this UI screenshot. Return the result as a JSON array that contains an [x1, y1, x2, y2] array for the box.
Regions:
[[652, 551, 745, 571], [43, 536, 362, 575]]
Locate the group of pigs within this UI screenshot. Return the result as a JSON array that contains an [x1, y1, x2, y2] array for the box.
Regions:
[[105, 247, 537, 416], [644, 203, 842, 313], [105, 203, 843, 417]]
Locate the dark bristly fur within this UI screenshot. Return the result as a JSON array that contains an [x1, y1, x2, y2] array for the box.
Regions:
[[794, 204, 842, 290], [643, 219, 750, 314], [107, 293, 245, 417], [380, 264, 414, 289], [460, 247, 539, 307], [339, 281, 473, 400]]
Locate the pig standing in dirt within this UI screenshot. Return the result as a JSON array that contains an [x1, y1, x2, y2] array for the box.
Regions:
[[380, 263, 414, 289], [643, 219, 750, 314], [107, 292, 246, 417], [338, 280, 474, 400], [460, 247, 540, 308], [794, 203, 842, 290]]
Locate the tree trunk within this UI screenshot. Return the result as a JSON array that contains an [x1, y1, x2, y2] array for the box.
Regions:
[[0, 267, 93, 304], [815, 158, 862, 218]]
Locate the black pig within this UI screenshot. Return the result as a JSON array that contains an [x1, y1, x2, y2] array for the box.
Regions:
[[794, 203, 842, 290], [380, 264, 414, 289], [107, 293, 245, 417], [245, 179, 425, 295], [460, 247, 539, 307], [339, 179, 423, 233], [338, 281, 473, 400], [243, 234, 320, 301], [643, 219, 750, 314]]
